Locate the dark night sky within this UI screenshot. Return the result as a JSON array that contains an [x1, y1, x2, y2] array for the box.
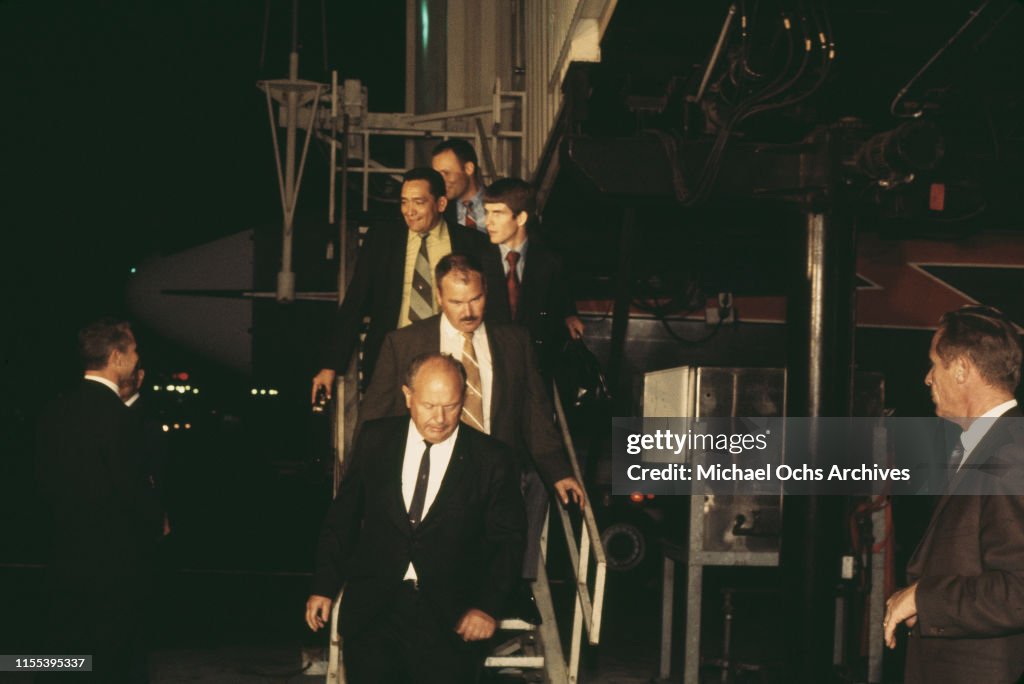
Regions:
[[1, 0, 404, 401]]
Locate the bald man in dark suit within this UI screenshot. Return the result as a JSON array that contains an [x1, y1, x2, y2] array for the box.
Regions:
[[307, 354, 525, 683]]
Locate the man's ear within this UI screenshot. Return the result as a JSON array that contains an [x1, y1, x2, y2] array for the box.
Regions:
[[464, 161, 476, 180], [437, 195, 448, 214], [402, 385, 413, 410], [954, 356, 969, 383], [515, 210, 529, 228]]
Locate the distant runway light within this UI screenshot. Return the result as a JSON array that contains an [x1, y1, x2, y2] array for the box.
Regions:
[[162, 425, 170, 432], [250, 389, 258, 396]]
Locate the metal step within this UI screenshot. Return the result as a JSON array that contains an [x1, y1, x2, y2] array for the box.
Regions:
[[483, 655, 546, 669], [498, 618, 539, 631]]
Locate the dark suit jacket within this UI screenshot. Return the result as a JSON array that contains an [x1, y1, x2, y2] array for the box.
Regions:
[[904, 407, 1024, 684], [37, 380, 162, 581], [482, 237, 577, 374], [322, 220, 490, 387], [443, 200, 461, 230], [359, 315, 574, 487], [311, 416, 525, 636]]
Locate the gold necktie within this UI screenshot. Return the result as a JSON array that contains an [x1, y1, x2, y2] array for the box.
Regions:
[[460, 332, 485, 431]]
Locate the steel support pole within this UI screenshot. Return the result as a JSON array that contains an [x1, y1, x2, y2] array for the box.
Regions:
[[276, 48, 300, 303], [781, 204, 856, 683]]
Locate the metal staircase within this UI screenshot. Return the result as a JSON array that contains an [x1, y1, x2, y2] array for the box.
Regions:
[[256, 5, 621, 678]]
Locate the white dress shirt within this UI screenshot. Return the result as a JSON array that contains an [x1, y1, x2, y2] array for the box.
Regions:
[[402, 420, 458, 581], [439, 315, 493, 434], [84, 374, 120, 396], [956, 399, 1019, 469], [499, 239, 528, 280], [457, 190, 486, 231]]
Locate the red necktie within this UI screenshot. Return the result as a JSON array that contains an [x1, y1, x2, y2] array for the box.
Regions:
[[506, 251, 521, 320], [463, 201, 476, 229]]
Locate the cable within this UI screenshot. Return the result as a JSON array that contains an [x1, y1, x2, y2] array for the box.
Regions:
[[890, 0, 994, 118]]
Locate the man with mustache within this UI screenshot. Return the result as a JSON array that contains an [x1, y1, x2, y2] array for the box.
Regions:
[[360, 253, 585, 589], [883, 305, 1024, 684]]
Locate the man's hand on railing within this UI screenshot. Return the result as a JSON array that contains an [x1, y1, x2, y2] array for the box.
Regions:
[[305, 594, 333, 631], [455, 608, 497, 641], [554, 476, 586, 509]]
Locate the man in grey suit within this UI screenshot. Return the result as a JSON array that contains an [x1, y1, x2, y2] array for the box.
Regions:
[[360, 253, 585, 582], [884, 305, 1024, 684]]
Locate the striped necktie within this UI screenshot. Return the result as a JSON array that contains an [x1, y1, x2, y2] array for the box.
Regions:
[[460, 332, 485, 431], [408, 233, 434, 323], [947, 437, 965, 482], [463, 201, 476, 229]]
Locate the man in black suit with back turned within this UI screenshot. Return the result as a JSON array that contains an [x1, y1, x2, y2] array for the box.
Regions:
[[310, 167, 490, 401], [306, 353, 525, 683], [37, 318, 162, 682], [359, 253, 585, 584], [480, 178, 584, 377], [884, 305, 1024, 684]]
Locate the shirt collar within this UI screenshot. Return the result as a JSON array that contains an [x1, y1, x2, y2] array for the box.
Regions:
[[84, 374, 121, 397], [411, 219, 448, 242], [464, 189, 483, 209], [499, 237, 529, 261], [407, 418, 460, 452], [961, 399, 1019, 457]]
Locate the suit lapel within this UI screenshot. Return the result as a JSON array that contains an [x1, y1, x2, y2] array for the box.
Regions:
[[383, 425, 414, 534], [485, 327, 505, 425], [385, 226, 409, 324], [518, 249, 539, 324], [908, 409, 1022, 575], [483, 247, 511, 322]]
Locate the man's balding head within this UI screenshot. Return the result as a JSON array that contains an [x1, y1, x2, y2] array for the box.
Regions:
[[402, 353, 467, 443]]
